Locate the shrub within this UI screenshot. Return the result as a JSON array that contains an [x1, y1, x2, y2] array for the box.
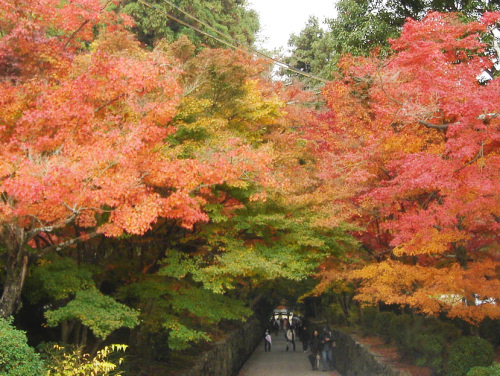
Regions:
[[374, 311, 396, 342], [423, 317, 461, 343], [446, 336, 494, 376], [0, 317, 44, 376], [360, 305, 378, 336], [467, 363, 500, 376], [40, 343, 127, 376], [479, 319, 500, 346], [414, 333, 446, 373], [389, 313, 413, 350]]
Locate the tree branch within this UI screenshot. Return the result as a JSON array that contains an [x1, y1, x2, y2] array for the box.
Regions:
[[454, 141, 484, 173], [63, 0, 113, 50], [417, 120, 454, 131], [38, 232, 101, 257]]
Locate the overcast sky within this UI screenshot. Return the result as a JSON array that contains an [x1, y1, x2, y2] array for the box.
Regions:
[[248, 0, 338, 53]]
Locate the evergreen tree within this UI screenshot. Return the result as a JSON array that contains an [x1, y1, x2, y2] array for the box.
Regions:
[[120, 0, 260, 48]]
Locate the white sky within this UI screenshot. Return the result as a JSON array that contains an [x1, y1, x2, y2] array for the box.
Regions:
[[249, 0, 338, 53]]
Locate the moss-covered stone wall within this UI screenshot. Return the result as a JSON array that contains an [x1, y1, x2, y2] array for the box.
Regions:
[[183, 317, 263, 376], [332, 329, 408, 376]]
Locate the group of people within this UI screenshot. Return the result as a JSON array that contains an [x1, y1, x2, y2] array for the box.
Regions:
[[264, 319, 336, 372], [308, 327, 335, 371]]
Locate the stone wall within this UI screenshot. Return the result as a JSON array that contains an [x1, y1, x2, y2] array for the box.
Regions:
[[183, 317, 263, 376], [332, 330, 408, 376], [181, 323, 406, 376]]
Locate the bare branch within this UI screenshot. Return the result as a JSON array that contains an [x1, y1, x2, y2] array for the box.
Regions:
[[38, 232, 101, 257], [417, 120, 454, 131], [63, 0, 113, 50]]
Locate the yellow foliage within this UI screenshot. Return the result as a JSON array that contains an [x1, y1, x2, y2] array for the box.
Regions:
[[393, 228, 470, 256], [44, 344, 127, 376]]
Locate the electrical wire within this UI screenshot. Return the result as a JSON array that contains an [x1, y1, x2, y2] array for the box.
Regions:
[[136, 0, 329, 83]]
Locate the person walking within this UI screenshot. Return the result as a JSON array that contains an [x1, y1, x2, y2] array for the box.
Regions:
[[320, 327, 335, 371], [264, 329, 272, 352], [308, 329, 322, 370], [299, 325, 310, 353], [273, 317, 280, 336], [285, 326, 296, 352]]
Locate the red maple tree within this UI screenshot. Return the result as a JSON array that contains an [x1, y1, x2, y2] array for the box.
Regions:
[[315, 12, 500, 324]]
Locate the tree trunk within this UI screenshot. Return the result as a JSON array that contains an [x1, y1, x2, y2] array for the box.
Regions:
[[61, 319, 77, 344], [89, 338, 103, 358], [0, 246, 29, 318], [80, 325, 88, 347]]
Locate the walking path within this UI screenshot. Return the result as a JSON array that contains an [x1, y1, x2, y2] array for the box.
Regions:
[[237, 330, 342, 376]]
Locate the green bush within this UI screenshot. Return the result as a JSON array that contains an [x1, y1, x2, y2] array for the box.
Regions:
[[479, 319, 500, 346], [446, 336, 494, 376], [0, 317, 44, 376], [374, 311, 396, 342], [360, 305, 378, 336], [389, 313, 413, 350], [423, 317, 461, 343], [467, 363, 500, 376], [414, 333, 446, 373]]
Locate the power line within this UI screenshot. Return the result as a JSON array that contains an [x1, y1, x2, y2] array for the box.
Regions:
[[136, 0, 329, 84]]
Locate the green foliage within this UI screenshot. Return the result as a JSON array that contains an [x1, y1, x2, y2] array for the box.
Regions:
[[44, 290, 139, 340], [327, 0, 397, 56], [155, 191, 356, 296], [407, 317, 461, 373], [479, 318, 500, 346], [284, 16, 336, 88], [359, 310, 467, 373], [360, 305, 379, 336], [413, 333, 445, 371], [25, 256, 95, 303], [120, 0, 260, 48], [325, 302, 349, 326], [467, 363, 500, 376], [119, 276, 249, 350], [389, 313, 413, 349], [374, 311, 396, 342], [162, 316, 210, 350], [168, 286, 252, 323], [40, 343, 127, 376], [446, 336, 494, 376], [0, 317, 44, 376]]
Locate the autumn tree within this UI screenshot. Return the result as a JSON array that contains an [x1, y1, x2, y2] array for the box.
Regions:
[[107, 38, 358, 350], [0, 0, 270, 320], [0, 0, 360, 357], [315, 12, 500, 324], [286, 0, 500, 85]]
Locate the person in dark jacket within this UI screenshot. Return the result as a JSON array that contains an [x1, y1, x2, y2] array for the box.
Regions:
[[298, 325, 310, 353], [320, 327, 335, 371], [308, 330, 322, 370]]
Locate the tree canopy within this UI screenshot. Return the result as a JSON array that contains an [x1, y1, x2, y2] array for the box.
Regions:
[[119, 0, 260, 48], [314, 11, 500, 324], [285, 0, 500, 85], [1, 0, 500, 370]]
